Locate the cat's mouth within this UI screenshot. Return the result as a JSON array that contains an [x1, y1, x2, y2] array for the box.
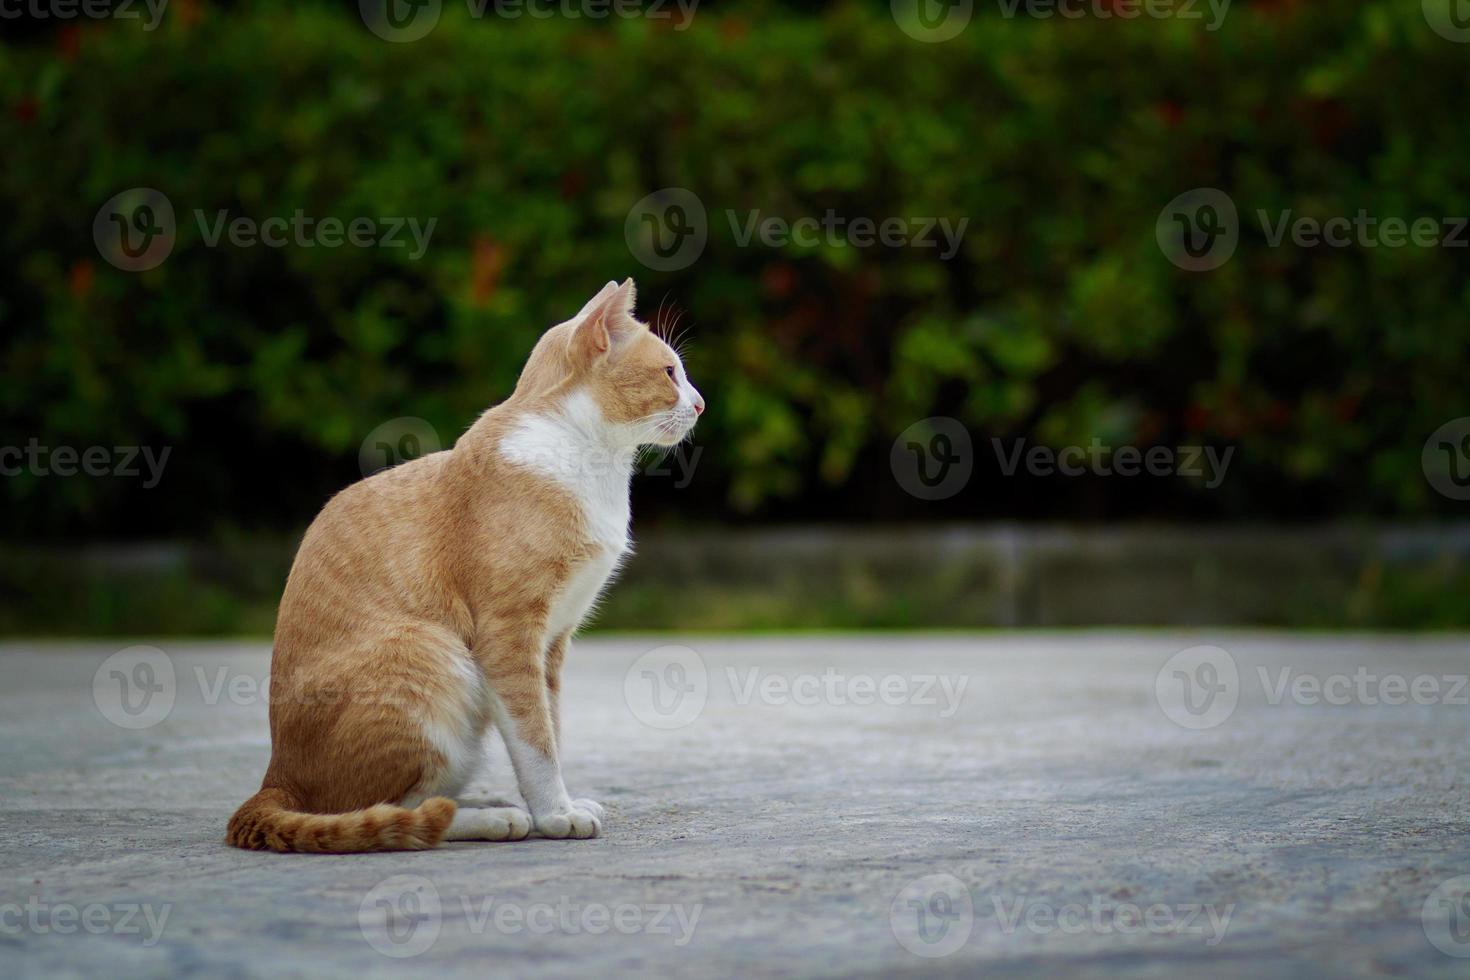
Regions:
[[649, 411, 697, 446]]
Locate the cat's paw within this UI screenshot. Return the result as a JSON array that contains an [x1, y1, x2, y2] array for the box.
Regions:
[[446, 806, 532, 842], [535, 802, 602, 840], [571, 798, 605, 822]]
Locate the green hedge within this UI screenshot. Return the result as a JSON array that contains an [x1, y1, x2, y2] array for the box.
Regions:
[[2, 2, 1467, 538]]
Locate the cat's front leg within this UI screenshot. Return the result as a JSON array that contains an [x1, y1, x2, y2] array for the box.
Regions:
[[483, 627, 602, 840], [545, 631, 568, 752], [544, 632, 606, 822]]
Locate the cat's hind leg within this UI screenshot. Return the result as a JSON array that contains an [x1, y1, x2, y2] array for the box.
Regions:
[[399, 635, 532, 842]]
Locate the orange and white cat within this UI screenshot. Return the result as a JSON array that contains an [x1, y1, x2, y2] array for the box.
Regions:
[[227, 279, 703, 852]]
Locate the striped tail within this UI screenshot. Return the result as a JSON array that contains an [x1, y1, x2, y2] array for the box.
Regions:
[[227, 788, 456, 853]]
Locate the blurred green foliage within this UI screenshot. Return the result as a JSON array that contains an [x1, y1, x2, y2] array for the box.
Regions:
[[1, 1, 1467, 540]]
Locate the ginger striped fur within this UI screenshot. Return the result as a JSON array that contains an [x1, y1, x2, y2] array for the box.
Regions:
[[226, 279, 703, 853]]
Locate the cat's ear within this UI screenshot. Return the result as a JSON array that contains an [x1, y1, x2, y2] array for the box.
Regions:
[[572, 280, 620, 321], [570, 278, 641, 362]]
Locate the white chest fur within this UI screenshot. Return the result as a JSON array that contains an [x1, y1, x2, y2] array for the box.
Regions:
[[499, 390, 635, 638], [545, 548, 623, 638]]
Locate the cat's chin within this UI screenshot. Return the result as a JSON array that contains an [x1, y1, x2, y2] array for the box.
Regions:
[[644, 418, 696, 447]]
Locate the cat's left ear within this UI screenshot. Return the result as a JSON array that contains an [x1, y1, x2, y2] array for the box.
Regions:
[[570, 278, 641, 362]]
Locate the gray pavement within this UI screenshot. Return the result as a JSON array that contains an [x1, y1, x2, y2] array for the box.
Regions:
[[2, 633, 1469, 978]]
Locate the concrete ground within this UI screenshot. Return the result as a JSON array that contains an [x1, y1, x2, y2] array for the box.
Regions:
[[2, 634, 1468, 978]]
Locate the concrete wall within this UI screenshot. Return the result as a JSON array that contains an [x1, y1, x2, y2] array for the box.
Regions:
[[614, 524, 1470, 629], [5, 524, 1468, 633]]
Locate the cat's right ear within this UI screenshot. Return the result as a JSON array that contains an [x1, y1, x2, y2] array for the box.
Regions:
[[569, 279, 638, 364], [571, 280, 620, 322]]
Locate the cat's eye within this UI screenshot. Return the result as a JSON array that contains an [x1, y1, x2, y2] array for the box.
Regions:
[[664, 366, 676, 380]]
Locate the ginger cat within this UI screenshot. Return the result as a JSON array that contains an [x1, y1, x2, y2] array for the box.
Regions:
[[227, 279, 703, 852]]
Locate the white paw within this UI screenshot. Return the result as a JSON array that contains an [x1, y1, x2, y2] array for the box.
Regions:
[[571, 798, 605, 822], [448, 806, 532, 842], [535, 802, 602, 840]]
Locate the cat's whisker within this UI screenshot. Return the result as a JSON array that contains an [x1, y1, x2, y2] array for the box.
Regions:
[[654, 295, 675, 344]]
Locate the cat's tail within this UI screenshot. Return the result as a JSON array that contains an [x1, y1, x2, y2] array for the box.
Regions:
[[226, 788, 456, 853]]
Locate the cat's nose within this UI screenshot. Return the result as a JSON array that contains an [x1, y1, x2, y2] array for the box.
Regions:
[[693, 392, 705, 415]]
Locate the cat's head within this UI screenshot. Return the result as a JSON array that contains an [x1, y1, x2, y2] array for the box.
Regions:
[[521, 278, 703, 448]]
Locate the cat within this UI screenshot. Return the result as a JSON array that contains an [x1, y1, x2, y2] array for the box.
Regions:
[[227, 278, 703, 852]]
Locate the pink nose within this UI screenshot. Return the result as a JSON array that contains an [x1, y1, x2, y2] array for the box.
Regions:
[[694, 394, 705, 415]]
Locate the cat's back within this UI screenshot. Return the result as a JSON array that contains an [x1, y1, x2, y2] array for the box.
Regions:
[[276, 450, 457, 639], [310, 448, 452, 536]]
